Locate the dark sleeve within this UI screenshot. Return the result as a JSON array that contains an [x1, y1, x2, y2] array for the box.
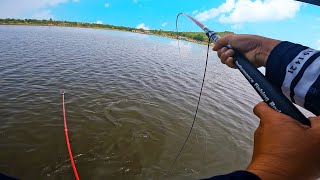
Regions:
[[0, 173, 18, 180], [266, 41, 320, 115], [201, 171, 260, 180]]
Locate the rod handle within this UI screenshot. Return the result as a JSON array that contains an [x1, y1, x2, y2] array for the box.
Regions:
[[233, 52, 310, 126]]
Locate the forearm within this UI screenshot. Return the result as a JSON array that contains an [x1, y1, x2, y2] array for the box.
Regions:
[[265, 41, 320, 115]]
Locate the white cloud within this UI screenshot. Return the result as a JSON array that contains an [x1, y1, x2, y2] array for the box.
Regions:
[[195, 0, 301, 24], [96, 20, 103, 24], [219, 0, 301, 24], [136, 23, 150, 30], [192, 10, 199, 15], [104, 3, 110, 8], [195, 0, 235, 21], [162, 22, 168, 27], [316, 40, 320, 50], [0, 0, 78, 19]]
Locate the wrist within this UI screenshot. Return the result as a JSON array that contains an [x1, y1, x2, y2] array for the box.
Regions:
[[246, 154, 313, 180], [258, 37, 281, 67], [246, 155, 291, 180], [247, 167, 287, 180]]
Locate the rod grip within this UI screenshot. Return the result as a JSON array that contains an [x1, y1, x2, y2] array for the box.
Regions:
[[233, 52, 310, 126]]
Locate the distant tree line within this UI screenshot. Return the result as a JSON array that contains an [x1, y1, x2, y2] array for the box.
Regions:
[[150, 30, 233, 43], [0, 18, 233, 43], [0, 18, 135, 30]]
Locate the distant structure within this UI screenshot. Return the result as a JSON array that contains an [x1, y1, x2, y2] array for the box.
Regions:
[[178, 36, 189, 41], [131, 29, 152, 35]]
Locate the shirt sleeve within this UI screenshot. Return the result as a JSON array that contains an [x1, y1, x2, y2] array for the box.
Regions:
[[266, 41, 320, 115], [200, 171, 260, 180], [0, 173, 18, 180]]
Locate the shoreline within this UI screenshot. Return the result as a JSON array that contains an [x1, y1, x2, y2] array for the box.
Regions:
[[0, 23, 209, 45], [0, 22, 229, 46]]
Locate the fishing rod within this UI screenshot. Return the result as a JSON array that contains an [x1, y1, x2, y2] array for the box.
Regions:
[[168, 12, 311, 175], [177, 13, 310, 126], [296, 0, 320, 6]]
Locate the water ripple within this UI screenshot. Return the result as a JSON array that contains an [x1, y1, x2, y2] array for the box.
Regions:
[[0, 25, 260, 179]]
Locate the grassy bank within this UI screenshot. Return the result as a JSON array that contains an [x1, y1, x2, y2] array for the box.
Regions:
[[0, 18, 233, 44]]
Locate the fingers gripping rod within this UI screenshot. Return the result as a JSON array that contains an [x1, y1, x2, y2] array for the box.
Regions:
[[177, 13, 310, 126]]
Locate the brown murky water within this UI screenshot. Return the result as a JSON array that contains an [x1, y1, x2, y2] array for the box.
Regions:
[[0, 25, 262, 179]]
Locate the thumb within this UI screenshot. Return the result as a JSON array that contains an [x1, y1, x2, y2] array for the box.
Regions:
[[213, 34, 233, 51], [309, 116, 320, 128], [253, 102, 292, 126], [253, 102, 303, 127], [253, 102, 276, 119]]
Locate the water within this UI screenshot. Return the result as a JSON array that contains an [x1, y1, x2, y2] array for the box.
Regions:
[[0, 25, 261, 179]]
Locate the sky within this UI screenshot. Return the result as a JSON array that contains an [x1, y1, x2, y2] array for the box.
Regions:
[[0, 0, 319, 49]]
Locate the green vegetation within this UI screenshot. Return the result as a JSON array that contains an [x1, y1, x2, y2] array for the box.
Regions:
[[0, 18, 135, 31], [0, 18, 233, 44], [150, 30, 233, 44]]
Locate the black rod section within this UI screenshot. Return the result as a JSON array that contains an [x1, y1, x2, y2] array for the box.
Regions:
[[177, 12, 310, 126], [233, 52, 310, 126]]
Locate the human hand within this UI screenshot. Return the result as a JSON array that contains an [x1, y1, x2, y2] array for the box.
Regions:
[[212, 34, 281, 68], [247, 102, 320, 180]]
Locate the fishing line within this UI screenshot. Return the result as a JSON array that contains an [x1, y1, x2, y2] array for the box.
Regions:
[[170, 8, 312, 174], [61, 92, 80, 180], [168, 16, 214, 172]]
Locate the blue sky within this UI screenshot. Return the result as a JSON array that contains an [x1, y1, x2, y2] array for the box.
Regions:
[[1, 0, 319, 49]]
